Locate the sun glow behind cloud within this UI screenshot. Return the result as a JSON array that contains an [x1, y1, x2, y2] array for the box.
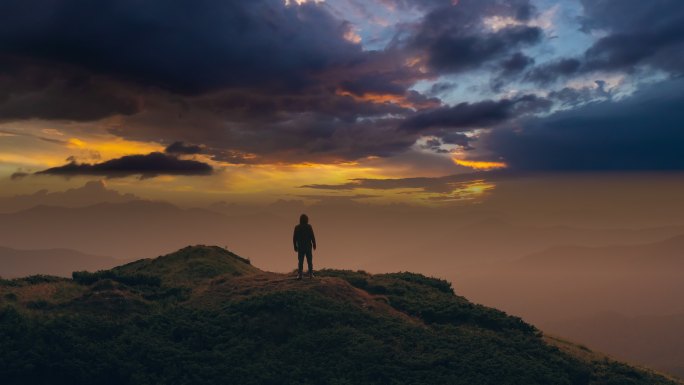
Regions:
[[224, 161, 385, 198], [336, 89, 438, 110], [453, 159, 507, 170], [482, 5, 558, 32], [66, 137, 163, 160], [336, 90, 413, 108], [435, 179, 496, 202]]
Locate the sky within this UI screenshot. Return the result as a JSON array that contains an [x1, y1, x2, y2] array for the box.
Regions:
[[1, 0, 684, 206]]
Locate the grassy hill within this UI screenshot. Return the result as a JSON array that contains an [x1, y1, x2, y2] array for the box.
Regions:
[[0, 245, 680, 385]]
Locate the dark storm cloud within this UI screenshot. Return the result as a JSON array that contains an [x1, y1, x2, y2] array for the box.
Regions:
[[229, 115, 417, 162], [524, 58, 581, 85], [10, 172, 29, 181], [420, 138, 451, 154], [0, 57, 138, 121], [580, 0, 684, 75], [36, 152, 213, 179], [108, 95, 421, 165], [165, 142, 202, 155], [402, 94, 551, 131], [418, 26, 542, 74], [548, 81, 611, 107], [338, 75, 406, 97], [0, 0, 557, 166], [428, 82, 458, 97], [0, 0, 428, 127], [386, 0, 534, 19], [440, 132, 473, 148], [0, 0, 361, 94], [522, 1, 684, 85], [409, 0, 542, 74], [483, 78, 684, 171], [500, 53, 535, 77], [490, 53, 535, 91]]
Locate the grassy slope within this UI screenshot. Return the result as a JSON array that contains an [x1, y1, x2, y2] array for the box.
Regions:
[[0, 245, 680, 385]]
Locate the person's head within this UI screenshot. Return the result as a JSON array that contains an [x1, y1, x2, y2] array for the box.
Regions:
[[299, 214, 309, 224]]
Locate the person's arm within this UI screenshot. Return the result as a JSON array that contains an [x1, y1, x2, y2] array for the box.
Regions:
[[311, 226, 316, 250], [293, 226, 298, 252]]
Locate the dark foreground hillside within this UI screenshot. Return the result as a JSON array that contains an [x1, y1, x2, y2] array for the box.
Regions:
[[0, 246, 680, 385]]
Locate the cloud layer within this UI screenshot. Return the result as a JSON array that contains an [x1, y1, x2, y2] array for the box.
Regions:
[[1, 0, 683, 173], [37, 152, 213, 179]]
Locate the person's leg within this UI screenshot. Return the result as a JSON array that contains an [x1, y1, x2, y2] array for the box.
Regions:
[[306, 249, 313, 278], [297, 250, 305, 279]]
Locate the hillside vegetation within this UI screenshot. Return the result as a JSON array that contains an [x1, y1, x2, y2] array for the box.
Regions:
[[0, 245, 680, 385]]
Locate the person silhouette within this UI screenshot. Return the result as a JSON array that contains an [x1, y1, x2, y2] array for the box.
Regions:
[[293, 214, 316, 280]]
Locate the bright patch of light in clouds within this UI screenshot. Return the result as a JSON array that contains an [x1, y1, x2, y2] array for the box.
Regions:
[[483, 4, 558, 32], [453, 159, 507, 170], [284, 0, 324, 5]]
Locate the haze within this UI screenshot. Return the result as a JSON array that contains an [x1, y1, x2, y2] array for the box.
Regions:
[[1, 0, 683, 379]]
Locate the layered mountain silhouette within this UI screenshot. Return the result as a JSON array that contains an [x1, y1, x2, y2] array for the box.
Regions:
[[0, 180, 139, 213], [513, 234, 684, 270], [0, 246, 123, 278], [0, 245, 680, 385], [553, 312, 684, 379], [2, 196, 684, 270]]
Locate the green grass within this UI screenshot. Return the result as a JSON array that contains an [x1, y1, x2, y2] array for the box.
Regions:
[[112, 245, 259, 285], [0, 246, 679, 385]]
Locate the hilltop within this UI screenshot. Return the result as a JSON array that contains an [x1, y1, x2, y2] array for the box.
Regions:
[[0, 245, 680, 385]]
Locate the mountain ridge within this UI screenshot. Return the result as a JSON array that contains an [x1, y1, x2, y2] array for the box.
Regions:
[[0, 246, 123, 278], [513, 234, 684, 270], [0, 245, 681, 385]]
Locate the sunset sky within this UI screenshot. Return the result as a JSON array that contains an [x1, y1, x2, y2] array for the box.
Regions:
[[1, 0, 683, 206]]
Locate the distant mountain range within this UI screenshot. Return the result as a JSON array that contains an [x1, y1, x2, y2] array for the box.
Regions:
[[2, 198, 684, 273], [0, 246, 123, 278], [512, 234, 684, 270], [550, 312, 684, 379], [0, 200, 243, 260], [0, 180, 139, 213], [365, 218, 684, 272], [452, 234, 684, 380]]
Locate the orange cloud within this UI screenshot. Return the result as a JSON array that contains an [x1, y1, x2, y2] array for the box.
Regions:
[[336, 89, 414, 108], [336, 89, 438, 110], [453, 158, 507, 170]]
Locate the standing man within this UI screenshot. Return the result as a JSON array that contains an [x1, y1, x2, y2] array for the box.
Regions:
[[293, 214, 316, 280]]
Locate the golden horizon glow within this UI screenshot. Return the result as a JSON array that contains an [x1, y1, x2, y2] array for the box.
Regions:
[[453, 159, 507, 170], [221, 161, 387, 197], [0, 122, 498, 206], [66, 137, 164, 161], [0, 153, 67, 168]]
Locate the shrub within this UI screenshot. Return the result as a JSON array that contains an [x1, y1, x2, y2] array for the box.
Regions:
[[73, 271, 161, 287], [26, 300, 50, 310], [4, 292, 18, 301], [382, 272, 453, 294]]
